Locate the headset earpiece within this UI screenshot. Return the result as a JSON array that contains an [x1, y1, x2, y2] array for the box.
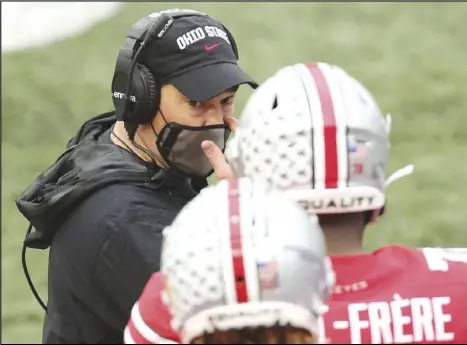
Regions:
[[111, 45, 137, 122], [111, 13, 175, 124], [111, 60, 159, 124], [135, 64, 159, 124]]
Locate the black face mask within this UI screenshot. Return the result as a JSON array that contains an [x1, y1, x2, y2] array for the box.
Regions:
[[155, 122, 231, 179]]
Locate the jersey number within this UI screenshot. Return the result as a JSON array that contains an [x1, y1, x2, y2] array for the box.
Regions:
[[422, 247, 467, 271]]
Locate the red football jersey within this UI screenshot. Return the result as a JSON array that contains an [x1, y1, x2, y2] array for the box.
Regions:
[[124, 273, 179, 344], [124, 245, 467, 344], [321, 245, 467, 344]]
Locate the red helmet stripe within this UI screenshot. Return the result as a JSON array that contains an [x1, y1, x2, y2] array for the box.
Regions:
[[306, 63, 339, 189], [228, 179, 249, 303]]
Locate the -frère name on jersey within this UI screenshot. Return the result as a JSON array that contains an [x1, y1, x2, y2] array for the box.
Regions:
[[320, 295, 454, 344], [176, 26, 230, 50]]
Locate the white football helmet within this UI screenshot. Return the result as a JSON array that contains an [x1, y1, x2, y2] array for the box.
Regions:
[[225, 62, 414, 215], [161, 177, 335, 344]]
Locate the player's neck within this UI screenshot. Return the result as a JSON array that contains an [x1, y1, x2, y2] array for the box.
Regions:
[[323, 225, 366, 256]]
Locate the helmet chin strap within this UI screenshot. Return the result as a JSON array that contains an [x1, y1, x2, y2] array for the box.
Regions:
[[384, 164, 415, 188]]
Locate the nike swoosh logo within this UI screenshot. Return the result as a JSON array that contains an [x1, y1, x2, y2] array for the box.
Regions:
[[205, 42, 222, 51]]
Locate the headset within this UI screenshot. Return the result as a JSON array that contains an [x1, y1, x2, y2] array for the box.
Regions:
[[111, 11, 239, 130]]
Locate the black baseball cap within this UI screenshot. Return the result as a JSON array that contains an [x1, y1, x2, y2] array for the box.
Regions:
[[140, 11, 258, 101]]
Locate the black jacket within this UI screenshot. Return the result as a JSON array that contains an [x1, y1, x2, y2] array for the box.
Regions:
[[16, 112, 206, 344]]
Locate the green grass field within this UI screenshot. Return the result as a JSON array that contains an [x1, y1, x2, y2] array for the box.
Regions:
[[2, 2, 467, 343]]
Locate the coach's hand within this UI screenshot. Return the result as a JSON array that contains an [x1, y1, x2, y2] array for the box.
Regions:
[[201, 116, 237, 181]]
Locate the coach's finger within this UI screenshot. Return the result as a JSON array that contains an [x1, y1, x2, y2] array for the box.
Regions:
[[201, 140, 235, 181], [224, 116, 239, 133]]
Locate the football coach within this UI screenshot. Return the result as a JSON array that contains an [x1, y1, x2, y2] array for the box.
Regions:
[[16, 9, 257, 344]]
